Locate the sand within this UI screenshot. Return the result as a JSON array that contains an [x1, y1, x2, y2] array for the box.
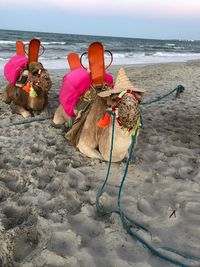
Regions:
[[0, 61, 200, 267]]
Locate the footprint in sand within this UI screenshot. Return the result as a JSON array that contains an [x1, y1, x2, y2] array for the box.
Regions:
[[22, 156, 43, 168], [1, 170, 29, 193], [0, 184, 13, 202], [48, 230, 81, 257], [137, 198, 158, 217], [55, 159, 71, 173], [183, 201, 200, 221], [12, 227, 39, 263], [31, 168, 54, 190], [2, 205, 30, 230]]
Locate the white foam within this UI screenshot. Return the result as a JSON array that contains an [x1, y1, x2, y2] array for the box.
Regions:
[[0, 40, 16, 44], [1, 52, 200, 74]]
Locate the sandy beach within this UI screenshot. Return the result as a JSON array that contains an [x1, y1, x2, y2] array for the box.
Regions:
[[0, 61, 200, 267]]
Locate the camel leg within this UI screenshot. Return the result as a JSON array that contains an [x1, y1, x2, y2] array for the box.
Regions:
[[33, 105, 49, 117], [77, 143, 103, 160], [53, 104, 70, 125], [14, 105, 32, 118], [1, 87, 11, 104], [39, 94, 49, 116]]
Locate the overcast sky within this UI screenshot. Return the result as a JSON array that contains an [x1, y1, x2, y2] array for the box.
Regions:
[[0, 0, 200, 39]]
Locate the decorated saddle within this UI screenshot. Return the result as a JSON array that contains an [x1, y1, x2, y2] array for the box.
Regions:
[[60, 68, 113, 117]]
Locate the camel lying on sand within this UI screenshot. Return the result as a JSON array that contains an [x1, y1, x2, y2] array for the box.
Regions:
[[2, 62, 51, 118], [53, 68, 144, 162], [1, 39, 52, 118]]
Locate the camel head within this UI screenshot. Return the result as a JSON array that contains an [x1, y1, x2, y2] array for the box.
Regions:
[[97, 68, 145, 133], [28, 62, 52, 93]]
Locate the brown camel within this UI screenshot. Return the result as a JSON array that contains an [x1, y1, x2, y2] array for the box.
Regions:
[[1, 39, 52, 118], [2, 62, 52, 118], [53, 68, 144, 162]]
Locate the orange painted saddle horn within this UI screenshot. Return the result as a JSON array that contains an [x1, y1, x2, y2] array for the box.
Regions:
[[67, 53, 81, 70], [22, 39, 44, 63], [88, 42, 105, 86], [80, 42, 113, 88], [16, 40, 25, 56], [28, 39, 41, 63]]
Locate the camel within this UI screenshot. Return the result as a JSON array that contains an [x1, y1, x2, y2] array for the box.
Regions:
[[53, 67, 144, 162], [1, 39, 52, 118]]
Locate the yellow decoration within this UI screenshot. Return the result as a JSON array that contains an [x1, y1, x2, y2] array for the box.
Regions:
[[30, 86, 37, 98]]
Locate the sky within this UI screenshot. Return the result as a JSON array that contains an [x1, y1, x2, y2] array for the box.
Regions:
[[0, 0, 200, 39]]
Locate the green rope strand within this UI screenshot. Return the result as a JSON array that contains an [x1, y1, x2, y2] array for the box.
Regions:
[[142, 85, 185, 106], [11, 116, 52, 126], [96, 112, 116, 214]]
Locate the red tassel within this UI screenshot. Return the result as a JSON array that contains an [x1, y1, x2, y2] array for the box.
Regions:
[[22, 81, 31, 93], [98, 112, 111, 128]]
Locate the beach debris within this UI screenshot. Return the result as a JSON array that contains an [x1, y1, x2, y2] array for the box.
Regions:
[[169, 210, 176, 218]]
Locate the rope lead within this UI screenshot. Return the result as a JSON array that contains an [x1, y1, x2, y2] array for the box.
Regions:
[[142, 85, 185, 105], [96, 89, 200, 266]]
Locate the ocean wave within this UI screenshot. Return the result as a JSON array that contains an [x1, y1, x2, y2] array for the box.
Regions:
[[40, 55, 66, 60], [152, 52, 200, 57], [1, 29, 200, 72], [41, 41, 66, 45], [166, 43, 176, 46], [0, 57, 11, 61], [0, 40, 67, 45], [1, 53, 200, 73], [0, 40, 16, 44], [1, 52, 200, 63]]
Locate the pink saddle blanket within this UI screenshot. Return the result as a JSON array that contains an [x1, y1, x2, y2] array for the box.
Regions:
[[4, 54, 28, 86], [59, 68, 113, 117]]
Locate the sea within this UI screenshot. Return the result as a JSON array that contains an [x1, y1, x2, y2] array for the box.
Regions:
[[1, 29, 200, 73]]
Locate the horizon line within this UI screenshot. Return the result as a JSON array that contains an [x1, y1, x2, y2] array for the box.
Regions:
[[0, 27, 199, 42]]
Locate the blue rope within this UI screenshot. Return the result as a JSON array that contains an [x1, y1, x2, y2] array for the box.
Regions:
[[96, 108, 200, 267], [96, 112, 116, 214], [117, 130, 138, 212], [95, 113, 149, 231], [130, 106, 143, 163], [130, 84, 184, 163], [162, 247, 200, 262], [120, 213, 190, 267], [142, 85, 185, 105]]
